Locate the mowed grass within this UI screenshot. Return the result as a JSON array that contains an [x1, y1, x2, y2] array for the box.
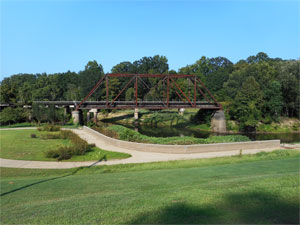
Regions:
[[0, 129, 130, 161], [1, 150, 299, 224]]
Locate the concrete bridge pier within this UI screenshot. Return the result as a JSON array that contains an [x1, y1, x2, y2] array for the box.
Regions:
[[211, 110, 227, 133], [134, 108, 139, 120], [72, 110, 83, 125], [89, 109, 98, 123], [86, 112, 90, 123]]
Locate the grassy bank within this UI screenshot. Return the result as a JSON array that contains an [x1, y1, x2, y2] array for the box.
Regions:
[[0, 129, 130, 161], [1, 150, 299, 224], [93, 124, 250, 145], [99, 110, 300, 133]]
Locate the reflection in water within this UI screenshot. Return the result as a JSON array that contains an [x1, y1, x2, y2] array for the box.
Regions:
[[109, 123, 300, 143]]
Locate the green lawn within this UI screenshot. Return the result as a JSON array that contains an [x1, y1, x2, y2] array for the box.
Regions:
[[1, 150, 299, 224], [0, 122, 35, 128], [0, 129, 130, 161], [0, 122, 80, 129]]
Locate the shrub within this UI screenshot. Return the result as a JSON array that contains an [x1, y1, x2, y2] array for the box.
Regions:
[[45, 130, 92, 160], [45, 149, 60, 158], [38, 125, 61, 132], [44, 124, 61, 132], [56, 146, 74, 160], [59, 130, 73, 139], [206, 135, 250, 143], [30, 133, 37, 138], [89, 143, 96, 148], [45, 146, 74, 160], [40, 133, 61, 140]]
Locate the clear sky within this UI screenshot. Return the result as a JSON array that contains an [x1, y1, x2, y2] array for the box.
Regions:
[[1, 0, 299, 79]]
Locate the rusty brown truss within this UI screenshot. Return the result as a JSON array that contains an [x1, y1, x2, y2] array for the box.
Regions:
[[73, 73, 222, 110]]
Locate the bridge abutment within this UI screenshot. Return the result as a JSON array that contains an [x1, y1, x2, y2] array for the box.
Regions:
[[211, 110, 227, 133]]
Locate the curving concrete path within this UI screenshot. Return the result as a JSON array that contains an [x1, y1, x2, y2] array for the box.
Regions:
[[0, 128, 296, 169]]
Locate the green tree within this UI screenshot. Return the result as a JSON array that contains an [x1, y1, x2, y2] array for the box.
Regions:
[[263, 81, 283, 121], [230, 76, 263, 131], [111, 62, 136, 74], [79, 61, 105, 100], [0, 107, 25, 125], [278, 60, 300, 117]]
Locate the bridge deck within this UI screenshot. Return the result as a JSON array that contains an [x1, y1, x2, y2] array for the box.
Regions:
[[34, 101, 221, 110]]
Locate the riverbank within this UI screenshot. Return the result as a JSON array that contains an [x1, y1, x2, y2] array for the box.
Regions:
[[98, 109, 300, 133], [92, 124, 251, 145]]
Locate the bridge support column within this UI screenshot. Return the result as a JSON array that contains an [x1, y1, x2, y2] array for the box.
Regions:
[[178, 108, 185, 116], [211, 110, 227, 133], [72, 110, 83, 125], [89, 109, 98, 123], [87, 112, 90, 123], [134, 108, 139, 120]]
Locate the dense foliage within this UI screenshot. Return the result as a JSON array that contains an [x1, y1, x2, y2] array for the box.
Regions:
[[1, 53, 299, 130], [93, 124, 250, 145]]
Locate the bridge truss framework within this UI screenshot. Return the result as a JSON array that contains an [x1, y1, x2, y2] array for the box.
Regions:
[[74, 74, 222, 110]]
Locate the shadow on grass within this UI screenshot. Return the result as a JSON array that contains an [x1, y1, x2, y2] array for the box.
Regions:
[[128, 191, 299, 224], [0, 155, 107, 197]]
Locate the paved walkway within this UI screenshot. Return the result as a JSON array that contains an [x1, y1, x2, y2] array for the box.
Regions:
[[0, 128, 297, 169]]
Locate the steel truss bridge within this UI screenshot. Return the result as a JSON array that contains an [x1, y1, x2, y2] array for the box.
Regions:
[[74, 73, 222, 110], [2, 74, 222, 111]]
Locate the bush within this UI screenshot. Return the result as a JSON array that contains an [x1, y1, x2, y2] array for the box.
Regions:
[[59, 130, 73, 139], [56, 146, 74, 160], [44, 125, 61, 132], [206, 135, 250, 143], [45, 146, 74, 160], [30, 133, 37, 138], [45, 149, 60, 158], [38, 124, 61, 132], [40, 133, 61, 140], [89, 143, 96, 148], [45, 130, 92, 160]]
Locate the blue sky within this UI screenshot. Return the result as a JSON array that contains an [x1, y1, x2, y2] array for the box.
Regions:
[[1, 0, 299, 79]]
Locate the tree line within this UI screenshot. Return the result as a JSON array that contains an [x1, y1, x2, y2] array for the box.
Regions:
[[0, 52, 299, 130]]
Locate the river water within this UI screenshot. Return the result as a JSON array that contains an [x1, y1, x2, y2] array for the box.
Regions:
[[116, 123, 300, 143]]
